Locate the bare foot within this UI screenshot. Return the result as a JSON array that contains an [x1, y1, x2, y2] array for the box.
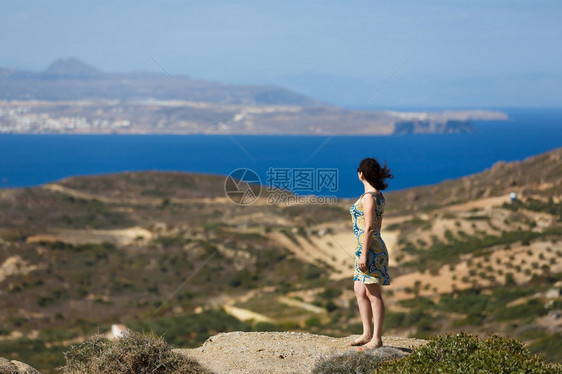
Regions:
[[357, 339, 383, 351], [346, 335, 372, 347]]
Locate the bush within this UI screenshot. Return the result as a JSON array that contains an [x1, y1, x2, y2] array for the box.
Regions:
[[528, 332, 562, 363], [228, 269, 259, 288], [127, 309, 250, 347], [252, 322, 280, 332], [318, 287, 342, 300], [373, 332, 561, 373], [495, 299, 547, 321], [60, 331, 212, 374], [0, 337, 67, 372], [305, 317, 321, 327], [385, 310, 425, 329]]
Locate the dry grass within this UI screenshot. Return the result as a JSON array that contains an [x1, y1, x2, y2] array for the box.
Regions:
[[60, 331, 212, 374]]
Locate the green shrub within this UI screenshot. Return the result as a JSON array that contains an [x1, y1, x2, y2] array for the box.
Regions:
[[37, 288, 68, 307], [128, 309, 250, 348], [60, 331, 212, 374], [374, 332, 562, 373], [276, 320, 299, 330], [438, 287, 538, 325], [280, 228, 299, 245], [305, 316, 321, 327], [438, 289, 489, 315], [252, 322, 280, 332], [385, 310, 425, 329], [528, 333, 562, 363], [452, 312, 486, 327], [503, 198, 562, 220], [385, 223, 401, 231], [466, 215, 489, 221], [228, 269, 259, 288], [0, 337, 66, 373], [154, 235, 189, 248], [495, 299, 547, 321], [303, 263, 324, 280], [318, 287, 343, 300]]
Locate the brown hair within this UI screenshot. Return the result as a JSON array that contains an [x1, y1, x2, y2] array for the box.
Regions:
[[357, 157, 393, 190]]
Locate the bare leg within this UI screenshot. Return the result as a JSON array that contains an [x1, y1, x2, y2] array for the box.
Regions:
[[359, 283, 384, 349], [348, 280, 373, 346]]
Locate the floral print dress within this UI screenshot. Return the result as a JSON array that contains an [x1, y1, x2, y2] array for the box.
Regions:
[[350, 191, 391, 285]]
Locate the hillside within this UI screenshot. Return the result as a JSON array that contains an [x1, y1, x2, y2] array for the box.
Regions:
[[385, 147, 562, 215], [0, 148, 560, 372]]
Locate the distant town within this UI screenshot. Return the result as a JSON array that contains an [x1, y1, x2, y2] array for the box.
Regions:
[[0, 101, 131, 133], [0, 100, 508, 135]]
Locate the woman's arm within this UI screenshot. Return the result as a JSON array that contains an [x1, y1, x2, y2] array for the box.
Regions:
[[358, 194, 376, 273]]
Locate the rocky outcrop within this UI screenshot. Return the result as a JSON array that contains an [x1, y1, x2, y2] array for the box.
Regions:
[[176, 332, 427, 374], [0, 358, 41, 374]]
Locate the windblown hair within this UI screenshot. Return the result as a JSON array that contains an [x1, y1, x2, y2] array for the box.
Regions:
[[357, 158, 393, 191]]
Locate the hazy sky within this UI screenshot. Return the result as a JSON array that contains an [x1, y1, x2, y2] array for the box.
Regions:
[[1, 1, 561, 108]]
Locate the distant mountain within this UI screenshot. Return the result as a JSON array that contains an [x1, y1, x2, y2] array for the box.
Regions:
[[0, 58, 320, 106], [43, 58, 102, 78]]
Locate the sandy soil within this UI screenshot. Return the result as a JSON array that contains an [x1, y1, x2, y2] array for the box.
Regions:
[[0, 256, 39, 283], [443, 195, 511, 213], [26, 226, 153, 246]]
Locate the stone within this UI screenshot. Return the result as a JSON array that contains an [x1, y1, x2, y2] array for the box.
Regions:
[[10, 361, 41, 374], [545, 288, 561, 299], [0, 357, 19, 374], [0, 357, 42, 374]]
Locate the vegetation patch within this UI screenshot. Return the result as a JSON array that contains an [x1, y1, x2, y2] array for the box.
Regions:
[[60, 330, 212, 374], [527, 332, 562, 363], [504, 198, 562, 221], [403, 227, 562, 271], [495, 298, 549, 321], [438, 287, 548, 325], [127, 309, 251, 348], [0, 337, 67, 373], [374, 332, 562, 373], [312, 350, 399, 374]]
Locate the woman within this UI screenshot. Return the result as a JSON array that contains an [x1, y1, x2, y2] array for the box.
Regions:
[[347, 157, 393, 350]]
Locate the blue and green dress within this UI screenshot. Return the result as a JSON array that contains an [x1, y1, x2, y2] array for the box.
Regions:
[[350, 191, 391, 285]]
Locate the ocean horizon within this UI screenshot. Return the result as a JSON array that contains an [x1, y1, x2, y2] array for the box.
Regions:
[[1, 107, 561, 198]]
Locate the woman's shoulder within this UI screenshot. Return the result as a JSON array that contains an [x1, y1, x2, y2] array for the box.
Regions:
[[361, 191, 384, 202]]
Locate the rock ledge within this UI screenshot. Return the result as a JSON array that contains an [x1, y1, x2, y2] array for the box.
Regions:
[[176, 331, 427, 374]]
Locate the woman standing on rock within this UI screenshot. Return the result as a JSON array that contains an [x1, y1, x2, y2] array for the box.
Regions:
[[348, 157, 393, 350]]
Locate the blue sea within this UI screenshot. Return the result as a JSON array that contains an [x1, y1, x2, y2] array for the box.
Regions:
[[0, 108, 560, 198]]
